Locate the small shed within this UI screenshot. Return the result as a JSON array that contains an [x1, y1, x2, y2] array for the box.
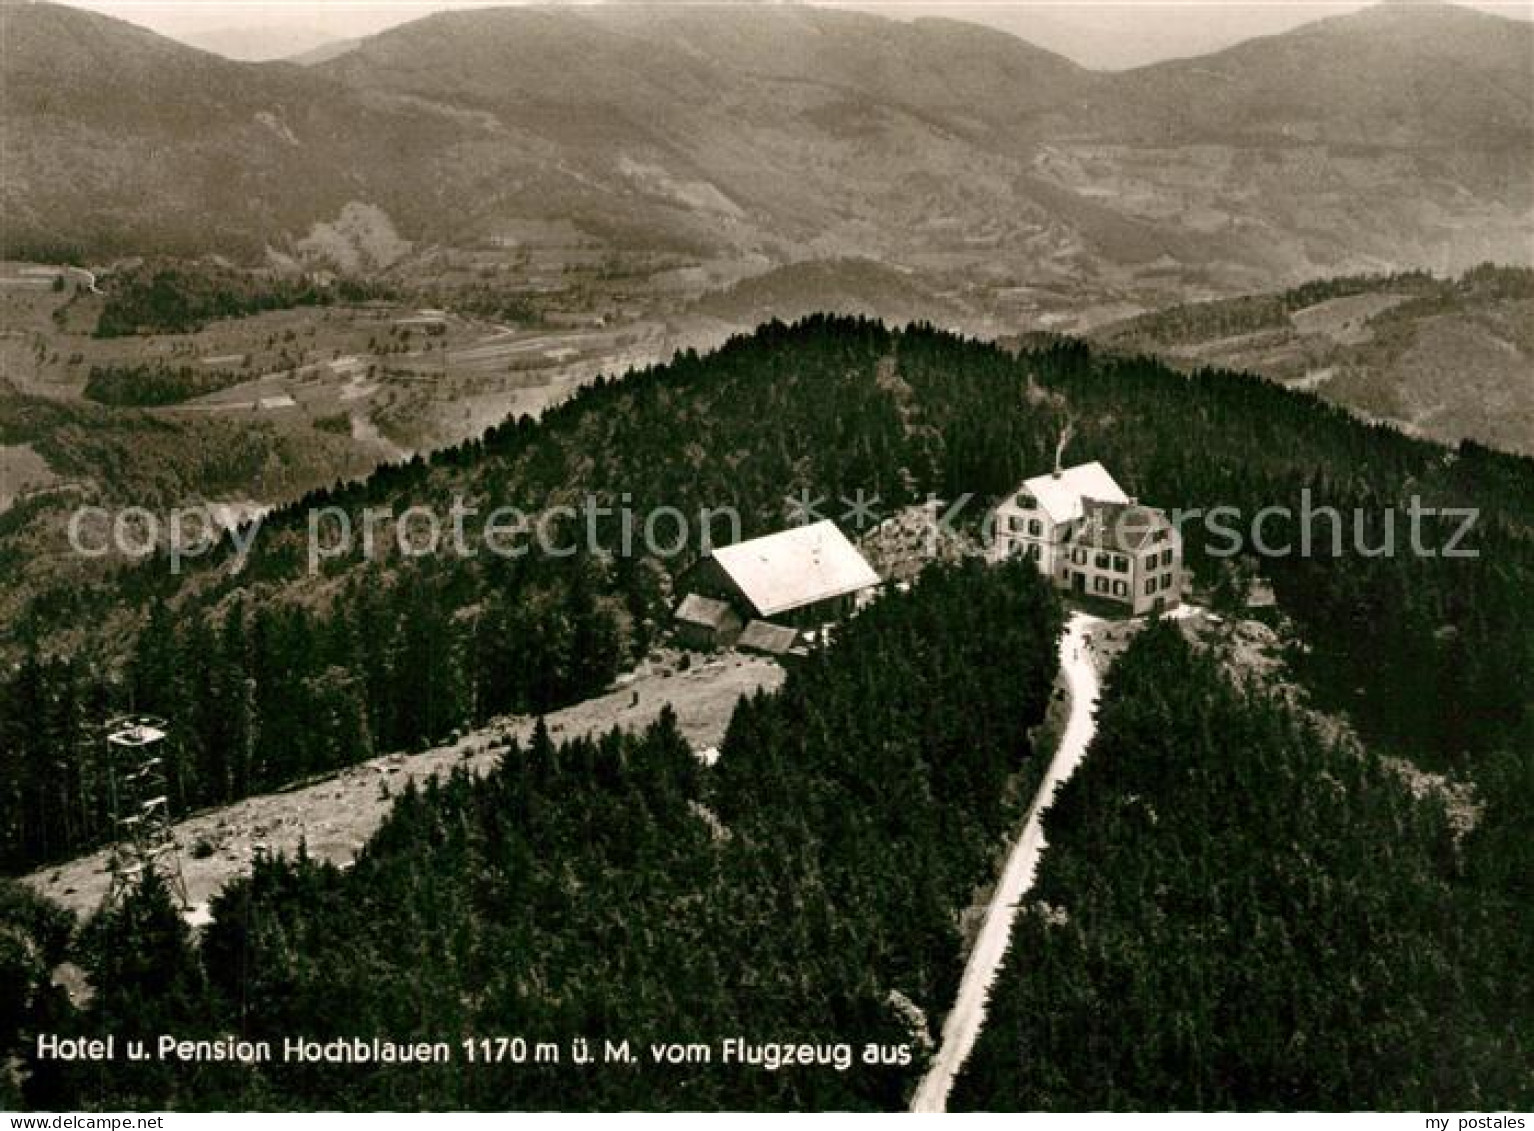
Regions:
[[737, 619, 802, 657], [673, 593, 743, 650]]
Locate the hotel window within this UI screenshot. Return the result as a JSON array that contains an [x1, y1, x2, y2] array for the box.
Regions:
[[1113, 580, 1128, 598], [1145, 578, 1156, 596], [1095, 553, 1110, 569], [1029, 519, 1043, 536], [1009, 515, 1026, 533], [1113, 555, 1128, 572], [1161, 548, 1173, 566], [1144, 554, 1156, 571], [1095, 576, 1108, 594]]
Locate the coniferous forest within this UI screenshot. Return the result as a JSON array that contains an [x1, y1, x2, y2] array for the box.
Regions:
[[3, 318, 1530, 873], [0, 317, 1531, 1109], [91, 262, 387, 339], [5, 559, 1062, 1111]]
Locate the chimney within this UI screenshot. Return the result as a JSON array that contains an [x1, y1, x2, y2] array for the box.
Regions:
[[1052, 420, 1074, 479]]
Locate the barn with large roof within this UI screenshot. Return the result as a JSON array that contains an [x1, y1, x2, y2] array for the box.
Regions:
[[674, 520, 881, 648]]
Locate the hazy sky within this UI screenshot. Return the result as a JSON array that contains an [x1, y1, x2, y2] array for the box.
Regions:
[[52, 0, 1534, 69]]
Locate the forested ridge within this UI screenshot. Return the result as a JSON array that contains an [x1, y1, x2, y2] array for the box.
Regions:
[[1099, 264, 1532, 350], [6, 560, 1062, 1111], [1098, 269, 1439, 346], [952, 623, 1532, 1109], [3, 316, 1532, 871]]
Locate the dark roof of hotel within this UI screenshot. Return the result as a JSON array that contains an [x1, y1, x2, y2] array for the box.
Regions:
[[1072, 499, 1173, 554]]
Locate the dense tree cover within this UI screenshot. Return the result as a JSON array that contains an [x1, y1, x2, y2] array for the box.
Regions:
[[10, 560, 1062, 1110], [93, 263, 389, 338], [0, 880, 76, 1110], [952, 624, 1532, 1109], [443, 286, 544, 327], [0, 385, 379, 741], [3, 314, 1529, 1110], [2, 316, 1531, 872], [1012, 335, 1534, 768], [83, 361, 245, 407], [0, 383, 367, 513]]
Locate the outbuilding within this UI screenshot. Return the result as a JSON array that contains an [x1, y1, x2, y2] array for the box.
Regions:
[[672, 593, 744, 650]]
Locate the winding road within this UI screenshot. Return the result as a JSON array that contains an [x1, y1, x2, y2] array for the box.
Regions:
[[910, 610, 1103, 1113]]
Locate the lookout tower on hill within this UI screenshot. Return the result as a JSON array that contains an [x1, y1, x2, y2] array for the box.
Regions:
[[104, 714, 187, 909]]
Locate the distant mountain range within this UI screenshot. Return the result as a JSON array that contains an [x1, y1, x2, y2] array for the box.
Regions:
[[3, 2, 1531, 298]]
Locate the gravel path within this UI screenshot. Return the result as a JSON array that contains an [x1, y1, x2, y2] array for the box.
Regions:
[[910, 611, 1103, 1112]]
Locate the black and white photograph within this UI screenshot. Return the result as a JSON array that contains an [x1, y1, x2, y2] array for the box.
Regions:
[[0, 0, 1531, 1115]]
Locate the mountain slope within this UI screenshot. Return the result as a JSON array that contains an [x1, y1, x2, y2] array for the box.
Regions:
[[2, 319, 1531, 1045], [1093, 265, 1534, 454], [0, 3, 494, 258], [2, 2, 1530, 292], [310, 5, 1098, 254], [1019, 2, 1534, 283]]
